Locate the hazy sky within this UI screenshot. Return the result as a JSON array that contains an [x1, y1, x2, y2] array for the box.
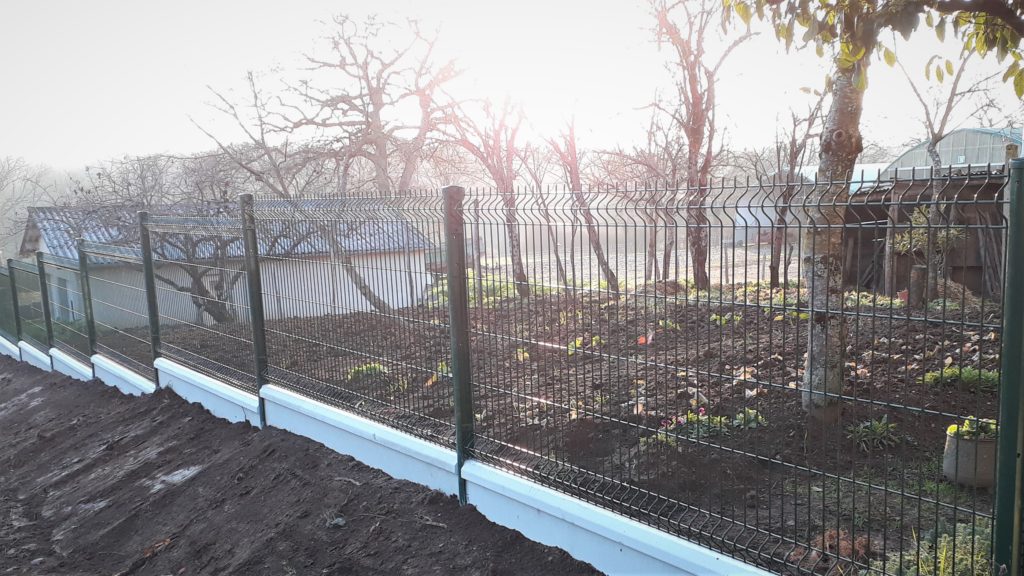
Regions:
[[0, 0, 1018, 171]]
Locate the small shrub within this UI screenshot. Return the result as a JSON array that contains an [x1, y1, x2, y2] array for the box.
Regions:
[[922, 367, 999, 392], [947, 417, 997, 440], [657, 318, 680, 331], [928, 298, 962, 313], [846, 415, 900, 452], [871, 522, 992, 576], [644, 408, 731, 449], [567, 336, 584, 356], [710, 312, 741, 326], [733, 408, 767, 429], [347, 362, 388, 381], [844, 290, 905, 309]]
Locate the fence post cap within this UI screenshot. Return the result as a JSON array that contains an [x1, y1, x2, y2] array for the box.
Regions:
[[1011, 157, 1024, 170]]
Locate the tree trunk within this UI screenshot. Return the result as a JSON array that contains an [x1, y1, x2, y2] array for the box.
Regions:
[[574, 190, 619, 294], [536, 192, 568, 288], [769, 183, 794, 289], [883, 202, 900, 296], [501, 192, 531, 298], [802, 65, 863, 424], [686, 189, 711, 290], [925, 146, 943, 301]]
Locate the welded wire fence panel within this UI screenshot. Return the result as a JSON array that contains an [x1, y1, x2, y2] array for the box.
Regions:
[[81, 243, 155, 380], [10, 260, 47, 351], [39, 254, 90, 364], [463, 170, 1006, 574], [146, 214, 256, 393], [0, 269, 17, 342], [254, 196, 454, 446]]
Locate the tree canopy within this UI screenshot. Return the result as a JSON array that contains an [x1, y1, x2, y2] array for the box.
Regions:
[[725, 0, 1024, 95]]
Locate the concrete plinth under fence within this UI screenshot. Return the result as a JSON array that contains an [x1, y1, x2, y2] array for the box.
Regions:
[[0, 336, 19, 361], [18, 341, 50, 372], [260, 384, 459, 496], [155, 358, 261, 427], [93, 355, 155, 396], [462, 461, 769, 576], [50, 348, 91, 381]]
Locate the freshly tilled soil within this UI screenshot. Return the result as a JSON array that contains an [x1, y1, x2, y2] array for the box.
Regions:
[[0, 356, 597, 575]]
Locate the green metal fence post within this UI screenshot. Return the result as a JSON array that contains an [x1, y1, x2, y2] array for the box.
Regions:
[[77, 239, 98, 369], [239, 193, 268, 427], [443, 185, 474, 505], [138, 212, 163, 366], [7, 259, 22, 345], [35, 251, 54, 352], [995, 157, 1024, 576]]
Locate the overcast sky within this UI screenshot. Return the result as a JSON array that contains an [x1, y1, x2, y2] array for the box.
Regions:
[[0, 0, 1018, 171]]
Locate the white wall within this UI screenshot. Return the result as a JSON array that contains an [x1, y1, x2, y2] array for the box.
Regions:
[[69, 250, 432, 330]]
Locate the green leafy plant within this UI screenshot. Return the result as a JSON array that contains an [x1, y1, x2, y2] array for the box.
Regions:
[[871, 522, 992, 576], [733, 408, 767, 429], [710, 312, 741, 326], [657, 318, 680, 331], [347, 362, 388, 381], [947, 417, 997, 440], [928, 298, 962, 313], [892, 206, 967, 266], [844, 290, 905, 309], [922, 367, 999, 392], [846, 415, 900, 452], [567, 336, 584, 356], [648, 408, 732, 444]]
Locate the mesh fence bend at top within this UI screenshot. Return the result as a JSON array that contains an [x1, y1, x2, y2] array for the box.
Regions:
[[39, 253, 91, 364], [459, 171, 1007, 574], [253, 195, 454, 446], [144, 213, 256, 393], [80, 242, 155, 380], [9, 259, 47, 351]]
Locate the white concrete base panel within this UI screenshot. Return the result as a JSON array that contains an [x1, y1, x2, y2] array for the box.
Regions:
[[50, 348, 92, 381], [18, 341, 51, 372], [261, 384, 458, 496], [155, 358, 261, 427], [462, 462, 770, 576], [0, 336, 20, 360], [92, 354, 156, 396]]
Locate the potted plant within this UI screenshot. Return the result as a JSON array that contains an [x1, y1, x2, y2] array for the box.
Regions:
[[943, 417, 997, 488]]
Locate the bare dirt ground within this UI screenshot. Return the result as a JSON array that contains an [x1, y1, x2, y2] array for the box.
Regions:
[[0, 357, 597, 576]]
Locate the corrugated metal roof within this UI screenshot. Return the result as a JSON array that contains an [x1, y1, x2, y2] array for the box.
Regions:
[[23, 201, 434, 262]]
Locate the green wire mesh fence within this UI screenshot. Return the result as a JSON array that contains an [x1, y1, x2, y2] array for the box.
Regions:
[[0, 164, 1019, 575]]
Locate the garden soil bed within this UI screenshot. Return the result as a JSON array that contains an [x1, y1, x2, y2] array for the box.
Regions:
[[0, 357, 597, 575], [91, 283, 1003, 572]]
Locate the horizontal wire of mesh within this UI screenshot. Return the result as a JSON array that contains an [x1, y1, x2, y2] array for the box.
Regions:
[[254, 195, 454, 447], [82, 248, 155, 380], [147, 216, 256, 393], [0, 270, 17, 342], [10, 263, 47, 351], [40, 257, 91, 364], [462, 170, 1005, 574]]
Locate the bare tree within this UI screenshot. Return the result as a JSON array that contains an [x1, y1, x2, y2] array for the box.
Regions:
[[517, 142, 569, 288], [199, 75, 399, 314], [767, 90, 829, 288], [549, 121, 621, 295], [282, 15, 458, 196], [443, 99, 531, 298], [896, 50, 999, 300], [0, 157, 55, 254], [654, 0, 753, 289]]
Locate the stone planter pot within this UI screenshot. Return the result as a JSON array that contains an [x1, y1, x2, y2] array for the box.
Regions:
[[943, 434, 996, 488]]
